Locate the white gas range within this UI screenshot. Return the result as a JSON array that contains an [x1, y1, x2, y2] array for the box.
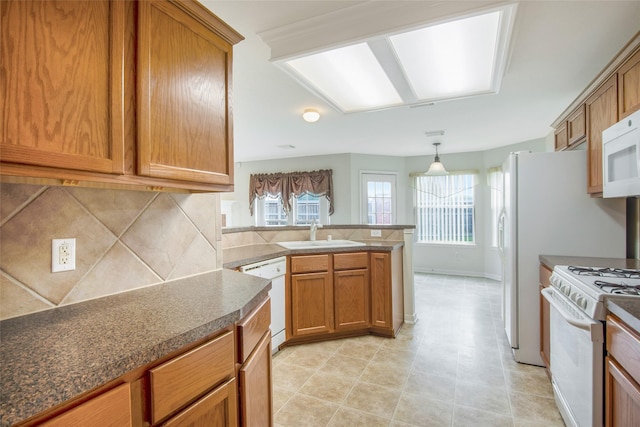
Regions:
[[543, 265, 640, 427]]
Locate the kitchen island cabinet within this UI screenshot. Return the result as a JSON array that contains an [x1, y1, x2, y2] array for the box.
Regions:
[[1, 0, 243, 193]]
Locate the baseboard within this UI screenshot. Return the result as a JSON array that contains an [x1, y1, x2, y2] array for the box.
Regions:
[[414, 267, 501, 282]]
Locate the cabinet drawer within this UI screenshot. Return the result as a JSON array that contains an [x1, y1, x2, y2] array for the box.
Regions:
[[334, 252, 368, 270], [150, 330, 235, 424], [237, 297, 271, 363], [41, 383, 132, 427], [161, 378, 238, 427], [290, 255, 329, 274], [607, 315, 640, 382]]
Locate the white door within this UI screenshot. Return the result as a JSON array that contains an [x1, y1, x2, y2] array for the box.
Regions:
[[361, 172, 397, 225]]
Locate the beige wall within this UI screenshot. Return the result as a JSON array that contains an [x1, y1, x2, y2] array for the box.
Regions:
[[0, 183, 222, 320]]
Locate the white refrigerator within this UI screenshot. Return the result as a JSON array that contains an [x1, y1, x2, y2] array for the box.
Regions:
[[499, 150, 626, 366]]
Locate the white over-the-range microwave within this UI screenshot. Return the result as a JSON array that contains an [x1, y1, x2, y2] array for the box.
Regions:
[[603, 109, 640, 198]]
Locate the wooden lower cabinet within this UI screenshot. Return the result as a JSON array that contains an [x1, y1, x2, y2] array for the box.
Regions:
[[238, 331, 272, 427], [290, 271, 333, 336], [606, 357, 640, 427], [539, 264, 552, 376], [334, 268, 370, 331], [40, 383, 133, 427], [149, 331, 235, 424], [286, 249, 403, 344], [606, 315, 640, 426], [161, 378, 238, 427], [19, 298, 274, 427]]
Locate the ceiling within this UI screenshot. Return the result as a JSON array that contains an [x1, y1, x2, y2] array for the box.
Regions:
[[203, 1, 640, 163]]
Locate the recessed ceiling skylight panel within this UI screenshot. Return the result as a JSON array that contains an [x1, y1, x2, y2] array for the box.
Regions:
[[286, 43, 403, 112], [278, 5, 514, 113], [389, 11, 501, 101]]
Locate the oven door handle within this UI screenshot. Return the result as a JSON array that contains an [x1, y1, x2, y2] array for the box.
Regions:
[[541, 287, 603, 343]]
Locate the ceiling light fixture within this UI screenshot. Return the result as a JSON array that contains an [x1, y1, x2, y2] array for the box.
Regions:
[[302, 108, 320, 122], [426, 142, 449, 176]]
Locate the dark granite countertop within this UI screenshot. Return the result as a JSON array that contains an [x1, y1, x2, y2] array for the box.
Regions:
[[0, 269, 271, 427], [223, 240, 404, 269], [539, 255, 640, 270]]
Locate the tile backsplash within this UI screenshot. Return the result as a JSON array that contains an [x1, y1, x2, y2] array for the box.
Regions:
[[0, 183, 221, 320]]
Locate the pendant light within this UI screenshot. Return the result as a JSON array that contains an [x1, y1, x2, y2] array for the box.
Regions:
[[426, 142, 449, 175]]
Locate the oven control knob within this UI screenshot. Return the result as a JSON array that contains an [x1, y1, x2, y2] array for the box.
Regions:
[[581, 299, 588, 309]]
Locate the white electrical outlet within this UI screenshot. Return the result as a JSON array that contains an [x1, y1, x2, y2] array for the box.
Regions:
[[370, 229, 382, 237], [52, 238, 76, 272]]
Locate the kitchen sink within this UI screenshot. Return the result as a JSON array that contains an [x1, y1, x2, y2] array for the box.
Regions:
[[276, 240, 366, 249]]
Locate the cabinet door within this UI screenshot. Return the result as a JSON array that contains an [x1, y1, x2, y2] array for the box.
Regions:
[[554, 122, 568, 151], [586, 74, 618, 194], [290, 272, 333, 336], [238, 331, 272, 427], [1, 0, 126, 174], [567, 104, 586, 146], [162, 378, 238, 427], [138, 0, 235, 186], [618, 49, 640, 119], [605, 357, 640, 427], [370, 253, 391, 330], [334, 269, 370, 331], [40, 383, 132, 427]]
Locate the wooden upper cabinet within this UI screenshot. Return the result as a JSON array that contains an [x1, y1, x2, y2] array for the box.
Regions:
[[618, 48, 640, 119], [0, 0, 126, 174], [586, 75, 618, 195], [554, 122, 568, 151], [138, 0, 238, 186], [567, 104, 586, 146], [1, 0, 243, 192]]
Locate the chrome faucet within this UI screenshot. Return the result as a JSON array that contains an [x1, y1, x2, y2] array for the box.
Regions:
[[310, 219, 322, 241]]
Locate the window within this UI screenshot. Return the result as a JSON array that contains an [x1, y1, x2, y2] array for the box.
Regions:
[[361, 173, 397, 225], [294, 193, 321, 225], [254, 194, 329, 226], [262, 195, 288, 226], [488, 167, 503, 247], [414, 172, 476, 244]]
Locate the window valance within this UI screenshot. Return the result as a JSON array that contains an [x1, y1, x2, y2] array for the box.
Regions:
[[249, 169, 334, 215]]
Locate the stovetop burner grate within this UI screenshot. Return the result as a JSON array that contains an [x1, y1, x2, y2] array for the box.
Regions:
[[568, 266, 640, 279], [594, 280, 640, 295]]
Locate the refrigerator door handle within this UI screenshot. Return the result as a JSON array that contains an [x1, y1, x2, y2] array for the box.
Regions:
[[497, 208, 506, 259]]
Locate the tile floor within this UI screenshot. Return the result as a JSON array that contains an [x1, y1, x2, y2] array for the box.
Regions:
[[272, 273, 565, 426]]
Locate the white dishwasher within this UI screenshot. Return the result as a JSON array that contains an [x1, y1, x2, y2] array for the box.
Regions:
[[239, 257, 286, 354]]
